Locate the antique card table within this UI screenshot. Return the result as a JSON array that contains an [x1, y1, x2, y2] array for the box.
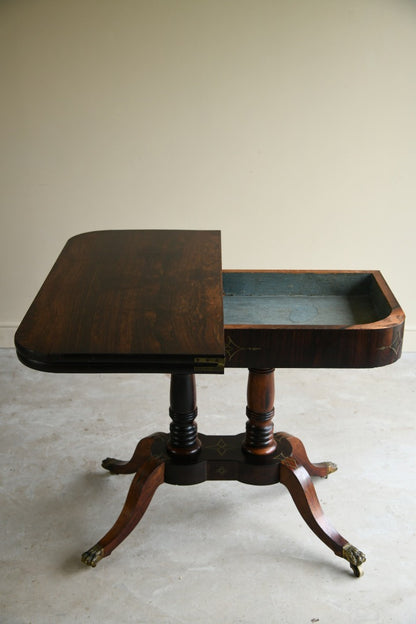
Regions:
[[15, 230, 405, 577]]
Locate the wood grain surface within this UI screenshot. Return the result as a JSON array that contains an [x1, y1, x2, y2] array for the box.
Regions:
[[15, 230, 224, 373]]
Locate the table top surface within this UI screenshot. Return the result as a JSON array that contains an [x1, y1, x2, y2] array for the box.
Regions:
[[15, 230, 405, 372], [15, 230, 225, 373]]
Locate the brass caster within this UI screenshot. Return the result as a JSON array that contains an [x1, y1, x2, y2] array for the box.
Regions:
[[322, 461, 338, 478], [342, 543, 366, 578], [81, 544, 104, 567], [350, 563, 364, 578], [101, 457, 118, 473]]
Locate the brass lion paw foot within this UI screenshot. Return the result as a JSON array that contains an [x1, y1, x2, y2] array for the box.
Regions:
[[343, 543, 366, 577], [81, 544, 104, 568]]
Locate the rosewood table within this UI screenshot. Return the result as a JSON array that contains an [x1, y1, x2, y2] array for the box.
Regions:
[[15, 230, 405, 577]]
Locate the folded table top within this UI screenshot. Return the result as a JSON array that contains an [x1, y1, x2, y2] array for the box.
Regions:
[[15, 230, 225, 373]]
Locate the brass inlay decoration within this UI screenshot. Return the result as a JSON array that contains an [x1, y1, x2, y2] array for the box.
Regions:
[[225, 337, 261, 362], [280, 456, 299, 470], [377, 332, 403, 357], [272, 450, 290, 462], [205, 438, 230, 457], [194, 357, 225, 372]]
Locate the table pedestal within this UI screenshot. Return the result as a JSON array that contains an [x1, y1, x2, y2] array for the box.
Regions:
[[81, 369, 365, 577]]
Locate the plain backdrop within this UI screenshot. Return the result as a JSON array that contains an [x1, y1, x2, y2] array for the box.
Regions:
[[1, 0, 415, 348]]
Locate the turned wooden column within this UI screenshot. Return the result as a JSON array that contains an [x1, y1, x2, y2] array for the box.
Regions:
[[167, 373, 201, 456], [243, 368, 277, 456]]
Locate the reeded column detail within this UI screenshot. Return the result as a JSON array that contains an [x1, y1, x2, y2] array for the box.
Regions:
[[243, 368, 277, 456]]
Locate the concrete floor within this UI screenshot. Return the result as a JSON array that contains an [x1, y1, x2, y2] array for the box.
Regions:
[[1, 348, 416, 624]]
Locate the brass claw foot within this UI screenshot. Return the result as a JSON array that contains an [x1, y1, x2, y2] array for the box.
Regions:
[[343, 543, 366, 577], [81, 544, 104, 568]]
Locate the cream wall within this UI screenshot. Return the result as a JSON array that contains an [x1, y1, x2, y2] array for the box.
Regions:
[[1, 0, 415, 349]]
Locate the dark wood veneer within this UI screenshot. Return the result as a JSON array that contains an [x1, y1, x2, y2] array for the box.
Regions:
[[15, 230, 224, 374]]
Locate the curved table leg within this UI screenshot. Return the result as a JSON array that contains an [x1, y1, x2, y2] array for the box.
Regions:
[[277, 432, 338, 478], [102, 434, 164, 474], [280, 459, 365, 577], [81, 454, 165, 567]]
